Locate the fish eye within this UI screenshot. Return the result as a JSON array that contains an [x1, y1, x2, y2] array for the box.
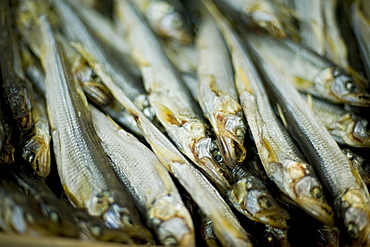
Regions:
[[211, 148, 223, 163], [258, 195, 272, 209], [163, 236, 178, 246], [311, 187, 323, 200], [122, 214, 134, 226], [347, 222, 359, 239], [345, 80, 356, 92], [26, 152, 35, 163]]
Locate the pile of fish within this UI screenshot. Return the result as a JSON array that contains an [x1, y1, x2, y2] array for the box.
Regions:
[[1, 0, 370, 246]]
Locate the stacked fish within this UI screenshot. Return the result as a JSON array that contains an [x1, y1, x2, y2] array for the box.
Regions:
[[1, 0, 370, 246]]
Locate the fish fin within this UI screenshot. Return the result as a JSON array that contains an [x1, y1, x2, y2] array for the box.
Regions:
[[132, 48, 150, 67], [208, 74, 221, 96], [306, 93, 313, 110], [237, 66, 253, 94], [292, 76, 313, 90], [152, 101, 183, 127], [261, 136, 279, 164], [276, 103, 288, 128]]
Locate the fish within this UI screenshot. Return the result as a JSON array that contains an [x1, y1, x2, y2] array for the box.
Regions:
[[0, 86, 15, 165], [250, 46, 370, 245], [351, 0, 370, 81], [292, 0, 325, 55], [52, 0, 157, 127], [214, 0, 286, 39], [115, 0, 231, 192], [131, 0, 193, 44], [196, 15, 247, 168], [198, 210, 222, 247], [0, 0, 32, 132], [66, 0, 141, 77], [227, 174, 290, 229], [90, 105, 195, 246], [202, 0, 335, 227], [300, 92, 370, 148], [245, 32, 370, 106], [263, 225, 290, 247], [0, 164, 136, 244], [20, 84, 51, 178], [75, 37, 253, 247], [342, 148, 370, 186], [34, 15, 153, 244]]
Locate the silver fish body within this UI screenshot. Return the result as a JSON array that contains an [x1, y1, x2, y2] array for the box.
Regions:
[[203, 0, 334, 227], [300, 93, 370, 147], [196, 16, 247, 168], [131, 0, 193, 44], [246, 33, 370, 106], [115, 0, 231, 192], [91, 105, 195, 246], [252, 50, 370, 245], [76, 40, 253, 247], [36, 15, 153, 244]]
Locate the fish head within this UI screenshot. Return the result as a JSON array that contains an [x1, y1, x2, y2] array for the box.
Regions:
[[329, 68, 370, 106], [146, 1, 193, 44], [338, 189, 370, 246], [22, 133, 51, 178], [216, 112, 247, 168], [352, 119, 370, 147], [228, 177, 289, 229], [292, 170, 334, 226], [244, 4, 286, 39], [89, 192, 154, 244], [148, 196, 195, 246], [194, 138, 231, 190]]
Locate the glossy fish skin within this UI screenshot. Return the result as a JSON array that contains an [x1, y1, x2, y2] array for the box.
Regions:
[[351, 0, 370, 80], [0, 179, 80, 238], [196, 16, 247, 168], [21, 85, 51, 178], [246, 33, 370, 107], [115, 0, 231, 193], [36, 16, 153, 244], [76, 40, 253, 247], [252, 51, 370, 245], [132, 0, 193, 44], [53, 0, 156, 125], [91, 105, 195, 246], [227, 175, 289, 229], [301, 93, 370, 148], [215, 0, 286, 39], [0, 0, 32, 132], [203, 0, 334, 227]]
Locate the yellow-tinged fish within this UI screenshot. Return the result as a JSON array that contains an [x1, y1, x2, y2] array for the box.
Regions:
[[75, 38, 253, 247], [35, 15, 153, 244], [115, 0, 231, 192], [202, 0, 334, 226]]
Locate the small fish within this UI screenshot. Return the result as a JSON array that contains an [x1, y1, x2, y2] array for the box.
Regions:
[[203, 0, 334, 226], [76, 37, 253, 247], [301, 93, 370, 148], [0, 165, 134, 244], [252, 48, 370, 245], [263, 225, 290, 247], [131, 0, 193, 44], [342, 148, 370, 186], [0, 0, 32, 131], [214, 0, 286, 39], [246, 32, 370, 106], [351, 0, 370, 80], [198, 210, 222, 247], [0, 90, 15, 165], [91, 105, 195, 246], [115, 0, 231, 192], [196, 16, 247, 168], [21, 84, 51, 178], [35, 15, 153, 244]]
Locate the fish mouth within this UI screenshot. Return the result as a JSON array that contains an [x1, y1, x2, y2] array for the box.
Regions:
[[352, 119, 370, 147], [218, 134, 246, 168], [22, 134, 51, 177], [296, 197, 335, 226], [254, 209, 290, 229], [340, 93, 370, 107]]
